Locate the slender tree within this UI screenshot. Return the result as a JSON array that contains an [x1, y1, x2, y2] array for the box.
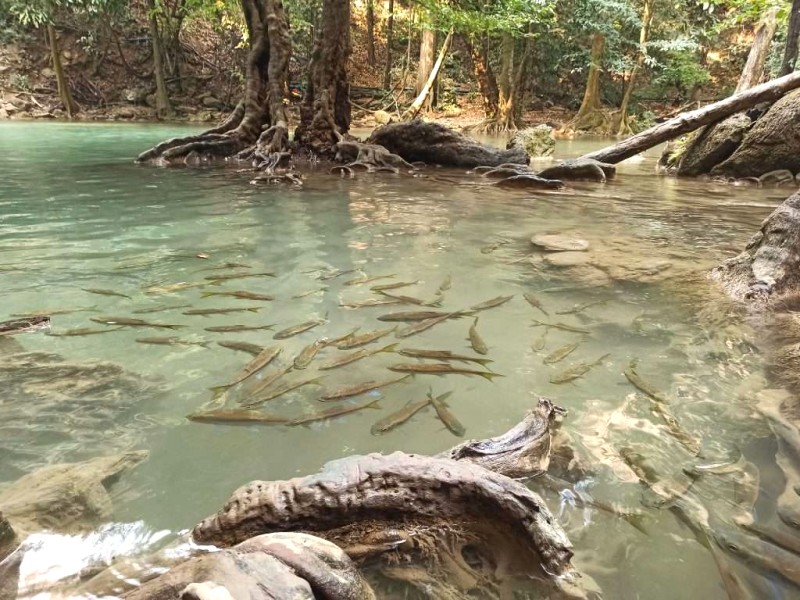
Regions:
[[147, 0, 174, 118], [615, 0, 655, 135], [780, 0, 800, 76], [383, 0, 395, 89]]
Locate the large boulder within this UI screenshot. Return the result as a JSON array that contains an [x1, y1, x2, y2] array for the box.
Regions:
[[367, 120, 528, 168], [676, 113, 753, 177], [508, 124, 556, 157]]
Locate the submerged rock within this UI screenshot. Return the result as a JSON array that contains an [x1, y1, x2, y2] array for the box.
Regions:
[[532, 233, 590, 252], [537, 158, 616, 182], [507, 125, 556, 157], [544, 251, 592, 267]]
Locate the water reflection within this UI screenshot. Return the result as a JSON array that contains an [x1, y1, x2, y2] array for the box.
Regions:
[[0, 122, 798, 598]]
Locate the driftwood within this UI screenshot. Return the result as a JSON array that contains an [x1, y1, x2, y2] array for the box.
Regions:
[[580, 71, 800, 164], [334, 139, 415, 172]]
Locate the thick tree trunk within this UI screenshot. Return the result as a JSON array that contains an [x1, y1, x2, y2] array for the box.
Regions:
[[461, 34, 499, 120], [496, 32, 517, 131], [736, 8, 778, 93], [366, 0, 375, 66], [567, 34, 607, 131], [416, 28, 436, 111], [615, 0, 654, 136], [46, 24, 78, 119], [512, 26, 533, 123], [147, 0, 174, 118], [403, 29, 452, 120], [294, 0, 351, 156], [136, 0, 290, 164], [580, 70, 800, 164], [382, 0, 394, 89], [780, 0, 800, 77]]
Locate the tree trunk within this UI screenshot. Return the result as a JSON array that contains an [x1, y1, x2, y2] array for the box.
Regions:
[[147, 0, 174, 118], [512, 26, 533, 123], [366, 0, 375, 66], [736, 8, 778, 93], [294, 0, 351, 156], [780, 0, 800, 77], [382, 0, 394, 89], [46, 23, 78, 119], [579, 70, 800, 164], [496, 32, 517, 131], [136, 0, 291, 163], [461, 34, 499, 120], [568, 34, 607, 131], [615, 0, 654, 136], [416, 28, 436, 111], [403, 29, 452, 120]]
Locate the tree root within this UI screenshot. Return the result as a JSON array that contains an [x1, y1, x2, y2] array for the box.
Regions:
[[493, 174, 564, 190], [334, 140, 416, 171]]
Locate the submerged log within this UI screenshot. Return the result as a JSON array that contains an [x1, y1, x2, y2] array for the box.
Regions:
[[367, 120, 528, 168], [580, 71, 800, 164], [711, 189, 800, 302]]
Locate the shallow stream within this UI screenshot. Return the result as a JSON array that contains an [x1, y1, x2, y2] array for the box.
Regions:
[[0, 122, 797, 598]]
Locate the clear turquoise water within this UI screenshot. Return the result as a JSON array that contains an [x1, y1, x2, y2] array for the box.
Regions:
[[1, 121, 796, 598]]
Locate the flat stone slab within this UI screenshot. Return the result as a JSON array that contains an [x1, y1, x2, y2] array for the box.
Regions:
[[531, 234, 589, 252], [543, 251, 592, 267]]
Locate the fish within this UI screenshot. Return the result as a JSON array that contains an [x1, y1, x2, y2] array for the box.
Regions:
[[344, 273, 396, 286], [204, 271, 275, 282], [438, 275, 452, 292], [82, 288, 132, 299], [289, 397, 382, 426], [371, 397, 432, 435], [317, 268, 358, 281], [187, 408, 287, 425], [388, 363, 502, 381], [211, 346, 282, 394], [737, 517, 800, 556], [320, 374, 412, 401], [377, 291, 427, 305], [49, 326, 125, 337], [340, 298, 403, 309], [371, 280, 420, 292], [11, 308, 96, 317], [336, 326, 397, 350], [555, 299, 608, 315], [90, 316, 185, 330], [422, 291, 445, 307], [532, 328, 548, 351], [273, 316, 327, 339], [132, 304, 192, 314], [624, 360, 670, 404], [292, 287, 327, 299], [396, 312, 459, 338], [201, 291, 274, 301], [378, 310, 465, 322], [398, 348, 493, 367], [183, 307, 263, 316], [428, 390, 464, 436], [645, 396, 702, 455], [293, 338, 329, 369], [143, 281, 207, 295], [241, 375, 325, 408], [200, 262, 252, 271], [549, 353, 610, 384], [480, 239, 511, 254], [241, 365, 294, 403], [469, 295, 514, 312], [468, 318, 489, 355], [319, 343, 398, 370], [135, 336, 209, 347], [217, 340, 265, 356], [531, 319, 591, 334], [711, 524, 800, 588], [0, 315, 51, 336], [523, 292, 549, 316], [543, 342, 580, 365], [204, 324, 275, 333]]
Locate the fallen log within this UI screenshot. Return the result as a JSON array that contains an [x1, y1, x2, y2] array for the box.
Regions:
[[580, 71, 800, 164]]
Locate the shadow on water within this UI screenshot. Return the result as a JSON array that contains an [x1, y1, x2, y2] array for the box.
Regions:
[[1, 121, 799, 598]]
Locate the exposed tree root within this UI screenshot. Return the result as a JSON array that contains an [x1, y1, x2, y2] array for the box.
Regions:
[[334, 140, 416, 171]]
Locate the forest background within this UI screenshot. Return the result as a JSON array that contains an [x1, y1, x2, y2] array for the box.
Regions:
[[0, 0, 796, 136]]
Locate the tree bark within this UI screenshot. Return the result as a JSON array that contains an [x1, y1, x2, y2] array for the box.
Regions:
[[780, 0, 800, 77], [147, 0, 174, 118], [497, 32, 517, 131], [403, 29, 452, 120], [294, 0, 351, 156], [382, 0, 394, 89], [461, 34, 499, 120], [366, 0, 375, 66], [615, 0, 654, 136], [736, 8, 778, 93], [46, 23, 78, 119], [580, 70, 800, 164], [567, 34, 607, 131], [512, 26, 534, 123], [416, 28, 436, 111]]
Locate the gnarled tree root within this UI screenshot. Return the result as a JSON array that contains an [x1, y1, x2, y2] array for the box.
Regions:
[[334, 140, 415, 172], [192, 452, 584, 597]]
